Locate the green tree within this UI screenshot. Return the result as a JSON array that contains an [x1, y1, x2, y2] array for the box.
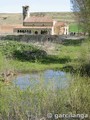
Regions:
[[71, 0, 90, 35]]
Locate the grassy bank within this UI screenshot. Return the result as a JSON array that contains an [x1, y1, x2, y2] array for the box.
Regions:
[[0, 39, 89, 79], [0, 39, 90, 119], [0, 41, 63, 74], [0, 40, 82, 74]]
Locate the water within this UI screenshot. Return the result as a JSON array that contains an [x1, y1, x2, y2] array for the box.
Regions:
[[13, 70, 71, 90]]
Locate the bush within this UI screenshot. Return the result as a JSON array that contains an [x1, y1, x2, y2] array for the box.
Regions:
[[0, 41, 47, 62], [78, 39, 90, 76]]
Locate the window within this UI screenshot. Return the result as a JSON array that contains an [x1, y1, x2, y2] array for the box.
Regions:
[[19, 30, 22, 33], [35, 31, 38, 34], [28, 30, 31, 33], [41, 30, 47, 34], [22, 30, 25, 33], [17, 30, 20, 33]]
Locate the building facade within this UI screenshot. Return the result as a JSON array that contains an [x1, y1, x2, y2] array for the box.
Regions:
[[13, 6, 69, 35]]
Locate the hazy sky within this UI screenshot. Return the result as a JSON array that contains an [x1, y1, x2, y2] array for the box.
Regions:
[[0, 0, 72, 13]]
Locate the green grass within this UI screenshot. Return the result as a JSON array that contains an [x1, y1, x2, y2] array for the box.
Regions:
[[69, 23, 83, 32], [0, 73, 90, 119], [0, 39, 90, 119], [0, 39, 89, 74], [0, 40, 82, 73], [10, 60, 63, 73]]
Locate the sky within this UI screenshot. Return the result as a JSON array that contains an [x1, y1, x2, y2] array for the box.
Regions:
[[0, 0, 72, 13]]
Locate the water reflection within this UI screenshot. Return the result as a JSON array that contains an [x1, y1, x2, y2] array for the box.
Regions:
[[13, 70, 71, 90]]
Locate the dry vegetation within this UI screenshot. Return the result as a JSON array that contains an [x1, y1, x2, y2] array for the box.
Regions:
[[0, 12, 75, 25]]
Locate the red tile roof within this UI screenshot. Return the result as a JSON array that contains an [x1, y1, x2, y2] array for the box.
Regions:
[[55, 22, 65, 27], [24, 16, 53, 23]]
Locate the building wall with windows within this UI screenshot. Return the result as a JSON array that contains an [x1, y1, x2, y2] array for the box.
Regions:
[[13, 27, 52, 35], [13, 5, 69, 35]]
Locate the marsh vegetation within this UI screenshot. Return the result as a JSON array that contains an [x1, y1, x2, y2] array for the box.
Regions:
[[0, 39, 90, 119]]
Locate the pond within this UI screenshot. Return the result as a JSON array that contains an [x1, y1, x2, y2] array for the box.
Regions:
[[13, 70, 71, 90]]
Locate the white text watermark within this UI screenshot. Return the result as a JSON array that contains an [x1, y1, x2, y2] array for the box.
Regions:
[[47, 113, 88, 119]]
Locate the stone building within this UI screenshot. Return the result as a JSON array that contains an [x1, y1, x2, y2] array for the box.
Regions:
[[13, 5, 69, 35]]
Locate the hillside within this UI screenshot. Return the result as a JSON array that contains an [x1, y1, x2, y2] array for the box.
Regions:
[[0, 12, 76, 25]]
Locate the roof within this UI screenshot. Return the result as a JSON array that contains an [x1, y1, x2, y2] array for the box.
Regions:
[[55, 22, 65, 27], [24, 16, 53, 23]]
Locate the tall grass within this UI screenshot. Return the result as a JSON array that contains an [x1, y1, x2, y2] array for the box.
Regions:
[[0, 52, 4, 71], [0, 39, 90, 119], [0, 75, 90, 119], [77, 39, 90, 76]]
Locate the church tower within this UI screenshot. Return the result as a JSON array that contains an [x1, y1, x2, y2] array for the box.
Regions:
[[22, 5, 30, 20]]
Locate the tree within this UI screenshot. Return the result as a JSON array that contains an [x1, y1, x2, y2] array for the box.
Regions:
[[71, 0, 90, 35]]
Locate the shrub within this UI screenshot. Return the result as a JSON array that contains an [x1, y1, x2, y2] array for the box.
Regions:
[[78, 39, 90, 76], [0, 41, 47, 62]]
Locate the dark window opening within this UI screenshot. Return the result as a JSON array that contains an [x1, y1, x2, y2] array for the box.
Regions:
[[35, 31, 38, 34], [22, 30, 24, 33], [17, 30, 19, 33], [41, 30, 47, 34], [24, 30, 27, 33], [20, 30, 22, 33], [28, 30, 31, 33], [17, 29, 31, 34]]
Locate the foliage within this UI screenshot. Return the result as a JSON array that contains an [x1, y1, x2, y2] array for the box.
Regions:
[[0, 41, 47, 61], [0, 40, 73, 72], [78, 39, 90, 76], [0, 40, 89, 75], [0, 52, 4, 71], [0, 75, 90, 119], [0, 39, 90, 119], [71, 0, 90, 35]]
